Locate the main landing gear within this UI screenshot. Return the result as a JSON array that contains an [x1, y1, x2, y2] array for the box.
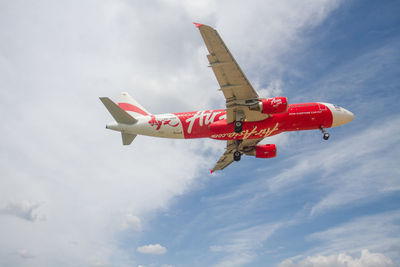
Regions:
[[233, 140, 242, 161], [233, 151, 241, 161], [234, 121, 243, 133], [320, 126, 330, 140]]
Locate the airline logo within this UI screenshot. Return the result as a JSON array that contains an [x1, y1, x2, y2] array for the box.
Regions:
[[148, 115, 179, 131], [270, 98, 283, 107], [184, 110, 226, 134]]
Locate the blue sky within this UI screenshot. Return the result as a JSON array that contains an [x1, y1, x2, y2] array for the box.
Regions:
[[0, 0, 399, 267], [129, 1, 400, 266]]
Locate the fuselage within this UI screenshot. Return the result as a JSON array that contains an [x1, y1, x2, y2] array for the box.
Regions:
[[106, 102, 354, 140]]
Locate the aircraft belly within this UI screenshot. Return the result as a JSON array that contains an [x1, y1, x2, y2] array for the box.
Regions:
[[210, 119, 281, 140]]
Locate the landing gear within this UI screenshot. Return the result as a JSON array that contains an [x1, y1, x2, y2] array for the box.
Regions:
[[320, 127, 330, 140], [234, 121, 243, 133], [233, 151, 241, 161]]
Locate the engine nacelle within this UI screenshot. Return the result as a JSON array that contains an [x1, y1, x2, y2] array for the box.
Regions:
[[254, 144, 277, 158], [250, 97, 288, 114]]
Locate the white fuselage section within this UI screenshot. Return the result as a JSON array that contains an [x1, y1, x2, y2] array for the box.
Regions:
[[107, 113, 185, 139]]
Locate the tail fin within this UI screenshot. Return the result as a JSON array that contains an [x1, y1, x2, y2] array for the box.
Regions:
[[118, 92, 151, 118], [100, 97, 137, 145], [99, 97, 137, 124]]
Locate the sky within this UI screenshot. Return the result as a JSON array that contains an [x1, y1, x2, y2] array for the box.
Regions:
[[0, 0, 399, 266]]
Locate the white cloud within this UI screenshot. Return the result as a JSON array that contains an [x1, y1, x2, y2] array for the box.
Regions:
[[0, 0, 349, 266], [278, 250, 395, 267], [272, 210, 400, 267], [305, 210, 400, 260], [16, 249, 35, 259], [90, 260, 110, 267], [257, 79, 284, 98], [122, 214, 142, 231], [137, 244, 167, 255], [0, 201, 41, 221], [210, 223, 282, 267], [206, 115, 400, 226], [262, 115, 400, 215], [213, 253, 255, 267]]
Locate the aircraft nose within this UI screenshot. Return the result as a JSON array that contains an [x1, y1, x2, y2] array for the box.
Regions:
[[331, 107, 354, 127]]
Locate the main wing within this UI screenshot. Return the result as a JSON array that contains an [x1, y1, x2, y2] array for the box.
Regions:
[[195, 23, 268, 123], [211, 139, 263, 172]]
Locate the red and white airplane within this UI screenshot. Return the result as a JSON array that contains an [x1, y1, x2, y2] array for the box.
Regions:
[[100, 23, 354, 172]]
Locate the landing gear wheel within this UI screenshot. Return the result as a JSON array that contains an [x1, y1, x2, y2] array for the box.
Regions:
[[233, 151, 241, 161], [234, 121, 243, 133], [320, 126, 330, 141]]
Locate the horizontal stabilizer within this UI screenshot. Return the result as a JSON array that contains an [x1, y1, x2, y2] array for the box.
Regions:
[[121, 133, 136, 145], [99, 97, 137, 124]]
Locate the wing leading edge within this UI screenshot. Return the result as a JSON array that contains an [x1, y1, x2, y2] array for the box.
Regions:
[[195, 23, 270, 172], [195, 23, 269, 124]]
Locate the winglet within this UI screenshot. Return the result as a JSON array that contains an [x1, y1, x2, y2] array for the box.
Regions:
[[193, 22, 203, 28], [209, 169, 214, 174]]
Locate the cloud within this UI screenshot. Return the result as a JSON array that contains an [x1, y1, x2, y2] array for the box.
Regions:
[[122, 214, 142, 231], [0, 201, 41, 221], [278, 250, 395, 267], [263, 115, 400, 215], [272, 210, 400, 267], [0, 0, 354, 266], [90, 261, 110, 267], [206, 114, 400, 223], [257, 79, 284, 98], [306, 210, 400, 259], [137, 244, 167, 255], [210, 223, 282, 267], [16, 249, 34, 259], [213, 253, 254, 267]]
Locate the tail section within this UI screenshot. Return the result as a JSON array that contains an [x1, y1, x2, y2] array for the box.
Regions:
[[99, 97, 137, 124], [121, 133, 136, 145], [100, 97, 137, 145], [118, 92, 151, 118]]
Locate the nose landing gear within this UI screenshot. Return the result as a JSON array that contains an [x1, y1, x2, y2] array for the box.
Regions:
[[320, 126, 330, 140]]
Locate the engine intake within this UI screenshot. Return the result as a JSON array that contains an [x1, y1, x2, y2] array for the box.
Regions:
[[250, 97, 288, 114]]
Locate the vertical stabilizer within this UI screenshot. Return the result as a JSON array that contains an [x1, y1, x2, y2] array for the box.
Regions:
[[118, 92, 151, 118], [100, 97, 138, 146], [99, 97, 137, 124]]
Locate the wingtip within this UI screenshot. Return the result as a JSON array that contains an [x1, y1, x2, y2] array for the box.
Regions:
[[209, 169, 214, 174], [193, 22, 203, 28]]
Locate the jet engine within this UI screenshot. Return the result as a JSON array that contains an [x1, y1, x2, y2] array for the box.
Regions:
[[249, 97, 288, 114], [245, 144, 277, 158]]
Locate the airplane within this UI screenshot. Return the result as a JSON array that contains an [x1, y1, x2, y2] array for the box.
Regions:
[[100, 23, 354, 172]]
